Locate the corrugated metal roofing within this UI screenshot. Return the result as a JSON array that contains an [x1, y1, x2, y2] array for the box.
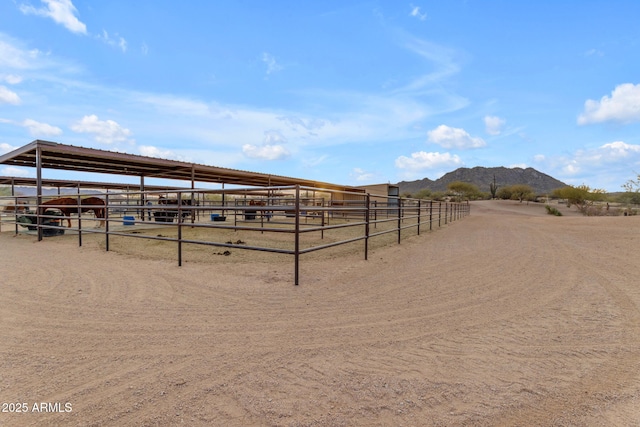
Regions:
[[0, 140, 362, 192]]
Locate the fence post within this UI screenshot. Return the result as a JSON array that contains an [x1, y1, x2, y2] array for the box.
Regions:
[[294, 185, 300, 286], [397, 197, 402, 244], [417, 199, 421, 235], [365, 193, 370, 260], [178, 191, 183, 267]]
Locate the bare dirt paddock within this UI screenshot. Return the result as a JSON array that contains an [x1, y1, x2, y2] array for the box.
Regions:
[[1, 200, 639, 426]]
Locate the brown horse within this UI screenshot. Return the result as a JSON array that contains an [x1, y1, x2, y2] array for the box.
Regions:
[[41, 197, 106, 228], [2, 202, 28, 213]]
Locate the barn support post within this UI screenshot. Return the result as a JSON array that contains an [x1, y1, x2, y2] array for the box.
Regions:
[[190, 165, 196, 224], [294, 184, 300, 286], [36, 144, 43, 241], [140, 176, 145, 221], [76, 193, 82, 247], [105, 193, 110, 252], [221, 183, 225, 219], [438, 202, 442, 228]]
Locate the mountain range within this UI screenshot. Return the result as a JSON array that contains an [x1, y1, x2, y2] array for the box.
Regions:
[[396, 167, 568, 196]]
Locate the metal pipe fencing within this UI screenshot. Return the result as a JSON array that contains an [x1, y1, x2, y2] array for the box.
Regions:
[[1, 185, 470, 285]]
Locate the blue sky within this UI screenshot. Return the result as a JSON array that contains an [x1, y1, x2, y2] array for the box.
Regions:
[[1, 0, 640, 192]]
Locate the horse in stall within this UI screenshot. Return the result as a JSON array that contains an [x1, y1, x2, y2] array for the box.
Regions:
[[2, 202, 28, 213], [40, 197, 106, 228]]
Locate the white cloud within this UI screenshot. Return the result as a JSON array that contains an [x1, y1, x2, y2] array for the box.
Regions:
[[262, 129, 287, 145], [395, 151, 462, 171], [533, 154, 546, 162], [585, 48, 604, 57], [19, 0, 87, 35], [597, 141, 640, 159], [484, 115, 506, 135], [396, 36, 460, 94], [138, 145, 185, 161], [2, 74, 23, 84], [70, 115, 134, 144], [556, 141, 640, 179], [0, 85, 21, 105], [21, 119, 63, 137], [1, 142, 19, 155], [351, 167, 375, 182], [0, 166, 31, 177], [409, 5, 427, 21], [578, 83, 640, 125], [427, 124, 486, 149], [242, 144, 290, 160], [0, 34, 70, 72], [261, 52, 283, 76], [97, 30, 127, 53]]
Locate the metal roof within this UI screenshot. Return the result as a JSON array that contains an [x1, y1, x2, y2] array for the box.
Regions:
[[0, 140, 361, 192]]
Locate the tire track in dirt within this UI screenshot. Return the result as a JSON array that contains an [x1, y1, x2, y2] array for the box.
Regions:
[[2, 201, 640, 426]]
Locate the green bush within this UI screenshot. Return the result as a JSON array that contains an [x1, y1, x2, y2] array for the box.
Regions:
[[545, 205, 562, 216]]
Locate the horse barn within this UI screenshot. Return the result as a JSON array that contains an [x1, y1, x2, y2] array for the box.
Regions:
[[0, 140, 469, 284]]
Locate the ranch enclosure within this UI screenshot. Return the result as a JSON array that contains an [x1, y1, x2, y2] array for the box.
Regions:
[[1, 185, 469, 284]]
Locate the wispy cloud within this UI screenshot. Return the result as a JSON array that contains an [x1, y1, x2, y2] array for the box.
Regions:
[[97, 30, 127, 53], [0, 142, 19, 155], [242, 129, 290, 160], [0, 165, 31, 177], [484, 115, 506, 135], [578, 83, 640, 125], [409, 4, 427, 21], [261, 52, 283, 77], [0, 86, 21, 105], [351, 167, 377, 182], [2, 74, 23, 84], [19, 0, 87, 35], [392, 35, 462, 94], [242, 144, 290, 160], [427, 125, 486, 149]]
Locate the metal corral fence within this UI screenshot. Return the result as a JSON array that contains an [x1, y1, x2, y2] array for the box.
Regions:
[[0, 185, 470, 285]]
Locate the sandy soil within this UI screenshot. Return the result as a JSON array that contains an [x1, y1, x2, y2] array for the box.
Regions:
[[1, 200, 639, 426]]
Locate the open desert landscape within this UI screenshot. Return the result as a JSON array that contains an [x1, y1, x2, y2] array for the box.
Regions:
[[1, 199, 639, 426]]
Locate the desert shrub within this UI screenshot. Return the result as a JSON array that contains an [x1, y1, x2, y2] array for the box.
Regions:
[[496, 186, 512, 200], [497, 184, 535, 202], [551, 185, 606, 214], [545, 205, 562, 216], [412, 189, 432, 199], [447, 181, 483, 201]]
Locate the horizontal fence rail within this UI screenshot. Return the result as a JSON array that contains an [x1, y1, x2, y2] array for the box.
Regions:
[[1, 185, 470, 285]]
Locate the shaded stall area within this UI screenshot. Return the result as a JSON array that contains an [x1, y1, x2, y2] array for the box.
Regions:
[[1, 140, 470, 284]]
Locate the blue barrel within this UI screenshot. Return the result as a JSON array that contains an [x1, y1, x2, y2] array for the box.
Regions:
[[123, 216, 135, 225]]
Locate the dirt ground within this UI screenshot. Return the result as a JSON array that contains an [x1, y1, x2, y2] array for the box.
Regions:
[[1, 200, 639, 426]]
